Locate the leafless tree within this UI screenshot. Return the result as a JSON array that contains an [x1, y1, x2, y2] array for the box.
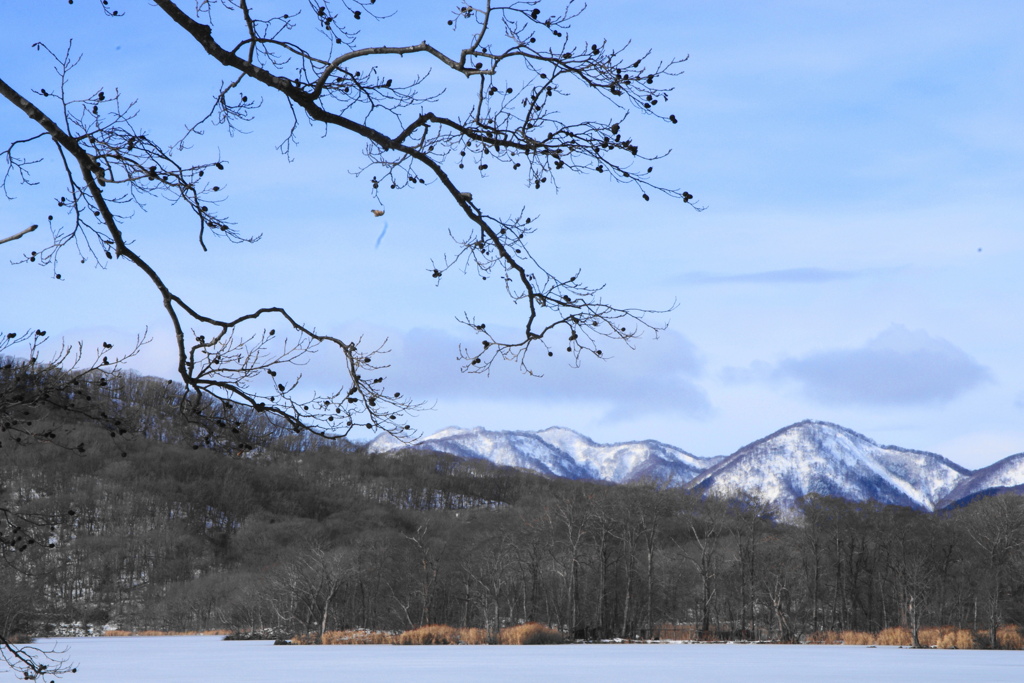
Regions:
[[1, 0, 696, 439], [545, 482, 597, 633], [2, 2, 696, 671], [0, 332, 137, 680], [675, 492, 727, 637], [959, 493, 1024, 648], [460, 526, 518, 636]]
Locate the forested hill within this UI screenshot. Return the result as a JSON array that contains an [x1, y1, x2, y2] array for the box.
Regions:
[[0, 358, 545, 635], [2, 360, 1023, 646]]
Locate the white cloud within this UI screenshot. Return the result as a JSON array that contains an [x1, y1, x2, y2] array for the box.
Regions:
[[726, 325, 991, 407]]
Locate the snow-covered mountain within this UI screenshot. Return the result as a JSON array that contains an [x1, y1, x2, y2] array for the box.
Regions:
[[689, 420, 969, 515], [368, 426, 718, 485], [939, 452, 1024, 507], [369, 420, 1022, 517]]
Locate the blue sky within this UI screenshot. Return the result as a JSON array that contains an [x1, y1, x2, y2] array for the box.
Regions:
[[2, 1, 1022, 468]]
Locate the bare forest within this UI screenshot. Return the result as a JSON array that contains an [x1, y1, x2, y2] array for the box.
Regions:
[[3, 360, 1023, 655]]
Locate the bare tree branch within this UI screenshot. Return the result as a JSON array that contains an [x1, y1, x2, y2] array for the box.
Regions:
[[1, 49, 419, 441], [147, 0, 698, 375], [2, 1, 698, 437], [0, 224, 37, 246]]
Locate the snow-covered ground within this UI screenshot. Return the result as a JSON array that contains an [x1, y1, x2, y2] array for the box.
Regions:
[[6, 636, 1023, 682]]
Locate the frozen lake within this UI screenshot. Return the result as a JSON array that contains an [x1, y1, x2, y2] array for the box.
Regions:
[[6, 635, 1023, 682]]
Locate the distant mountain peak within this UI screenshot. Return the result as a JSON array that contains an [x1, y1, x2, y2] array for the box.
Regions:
[[366, 431, 403, 453], [426, 425, 488, 439], [941, 452, 1024, 506], [369, 421, 1024, 517], [372, 425, 714, 486], [536, 425, 596, 444], [690, 420, 967, 517], [774, 419, 876, 442]]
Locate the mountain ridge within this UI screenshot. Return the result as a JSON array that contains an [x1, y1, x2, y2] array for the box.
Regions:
[[687, 420, 967, 517], [369, 420, 1023, 515], [370, 425, 717, 486]]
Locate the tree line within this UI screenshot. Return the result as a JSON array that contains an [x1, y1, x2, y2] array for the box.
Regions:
[[2, 361, 1023, 648]]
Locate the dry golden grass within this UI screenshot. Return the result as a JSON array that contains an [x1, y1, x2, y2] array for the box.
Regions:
[[294, 623, 566, 645], [398, 625, 462, 645], [102, 629, 231, 637], [809, 625, 1022, 649], [936, 629, 979, 650], [498, 623, 565, 645], [319, 630, 393, 645], [997, 625, 1024, 650], [459, 628, 491, 645], [917, 626, 953, 648], [839, 631, 876, 646], [876, 627, 912, 647], [296, 622, 1023, 648]]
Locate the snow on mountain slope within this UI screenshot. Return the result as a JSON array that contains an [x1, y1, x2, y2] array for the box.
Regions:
[[689, 420, 969, 514], [369, 427, 592, 479], [369, 426, 715, 485], [367, 432, 403, 453], [368, 421, 1018, 517], [534, 427, 715, 484], [940, 452, 1024, 506], [871, 444, 969, 507]]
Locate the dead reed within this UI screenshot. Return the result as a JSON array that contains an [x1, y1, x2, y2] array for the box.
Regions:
[[811, 625, 1021, 649], [294, 622, 1022, 648], [997, 625, 1024, 650], [459, 628, 491, 645], [397, 625, 462, 645], [935, 629, 979, 650], [917, 627, 953, 648], [839, 631, 876, 645], [319, 630, 393, 645], [875, 627, 912, 647], [102, 629, 231, 637], [498, 623, 566, 645], [293, 623, 566, 645]]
